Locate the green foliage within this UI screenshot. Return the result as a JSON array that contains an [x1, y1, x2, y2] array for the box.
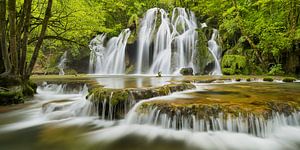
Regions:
[[222, 55, 247, 75], [13, 0, 299, 75], [268, 64, 284, 75]]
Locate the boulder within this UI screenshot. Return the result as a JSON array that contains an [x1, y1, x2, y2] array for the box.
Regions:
[[180, 68, 193, 75]]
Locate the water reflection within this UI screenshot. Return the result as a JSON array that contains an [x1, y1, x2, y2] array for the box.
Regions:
[[94, 75, 175, 88]]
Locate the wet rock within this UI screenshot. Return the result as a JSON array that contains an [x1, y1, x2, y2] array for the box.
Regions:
[[0, 86, 24, 105], [263, 77, 274, 82], [87, 83, 196, 119], [180, 68, 193, 75], [282, 77, 296, 82], [0, 76, 37, 105]]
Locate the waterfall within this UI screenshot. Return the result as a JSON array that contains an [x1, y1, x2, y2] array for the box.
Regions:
[[58, 51, 67, 75], [89, 8, 224, 75], [125, 100, 300, 138], [208, 29, 222, 75], [136, 8, 159, 74], [89, 29, 131, 74], [136, 7, 198, 74]]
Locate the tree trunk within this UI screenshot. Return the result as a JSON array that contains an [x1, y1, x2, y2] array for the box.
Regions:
[[8, 0, 18, 75], [20, 0, 32, 76], [0, 0, 11, 75], [26, 0, 53, 79]]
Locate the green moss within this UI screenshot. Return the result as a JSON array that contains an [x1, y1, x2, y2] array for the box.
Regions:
[[180, 68, 193, 75], [221, 55, 247, 75], [88, 83, 196, 106], [235, 78, 241, 82], [88, 88, 130, 106], [263, 77, 274, 82], [196, 29, 211, 74], [282, 77, 296, 82], [139, 82, 300, 120], [45, 67, 60, 74], [0, 86, 24, 105], [64, 69, 78, 75]]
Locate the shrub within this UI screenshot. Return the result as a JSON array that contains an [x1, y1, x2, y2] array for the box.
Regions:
[[268, 64, 284, 75], [222, 55, 246, 75]]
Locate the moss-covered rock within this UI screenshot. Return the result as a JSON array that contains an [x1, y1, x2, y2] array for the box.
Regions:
[[87, 83, 196, 119], [282, 77, 296, 82], [64, 69, 78, 75], [180, 68, 193, 75], [0, 76, 37, 105], [195, 29, 213, 75], [136, 82, 300, 133], [0, 86, 24, 105], [263, 77, 274, 82]]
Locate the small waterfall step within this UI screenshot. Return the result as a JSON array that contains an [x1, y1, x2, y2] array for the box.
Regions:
[[124, 82, 300, 137], [87, 83, 196, 120]]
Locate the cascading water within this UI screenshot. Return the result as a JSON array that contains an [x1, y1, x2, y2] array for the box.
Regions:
[[124, 87, 300, 138], [58, 51, 67, 75], [136, 8, 198, 74], [208, 29, 222, 75], [136, 8, 158, 74], [1, 78, 300, 149], [89, 8, 223, 75], [89, 29, 131, 74]]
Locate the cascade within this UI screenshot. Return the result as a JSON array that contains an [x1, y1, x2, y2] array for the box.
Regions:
[[58, 51, 67, 75], [137, 7, 198, 74], [208, 29, 222, 75], [89, 8, 223, 75], [136, 8, 159, 74], [41, 83, 99, 118], [89, 29, 131, 74], [124, 93, 300, 138]]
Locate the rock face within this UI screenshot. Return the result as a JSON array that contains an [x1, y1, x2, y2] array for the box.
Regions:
[[87, 83, 196, 119], [180, 68, 193, 75]]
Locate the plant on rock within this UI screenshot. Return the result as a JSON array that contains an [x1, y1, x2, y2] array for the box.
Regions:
[[221, 55, 246, 75]]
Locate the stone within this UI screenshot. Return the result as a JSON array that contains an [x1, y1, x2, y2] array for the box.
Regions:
[[180, 68, 193, 75]]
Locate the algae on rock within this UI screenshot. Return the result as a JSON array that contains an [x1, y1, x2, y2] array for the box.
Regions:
[[87, 83, 196, 119]]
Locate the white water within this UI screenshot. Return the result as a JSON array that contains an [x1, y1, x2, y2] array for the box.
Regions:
[[136, 8, 158, 74], [208, 29, 222, 75], [124, 85, 299, 138], [0, 82, 299, 149], [89, 8, 223, 75], [89, 29, 131, 74], [136, 8, 198, 74], [57, 51, 67, 75]]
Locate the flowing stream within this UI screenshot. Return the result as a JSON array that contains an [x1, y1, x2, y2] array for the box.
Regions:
[[0, 78, 299, 150]]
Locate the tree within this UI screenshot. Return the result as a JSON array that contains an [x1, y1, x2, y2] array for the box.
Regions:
[[0, 0, 53, 79]]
